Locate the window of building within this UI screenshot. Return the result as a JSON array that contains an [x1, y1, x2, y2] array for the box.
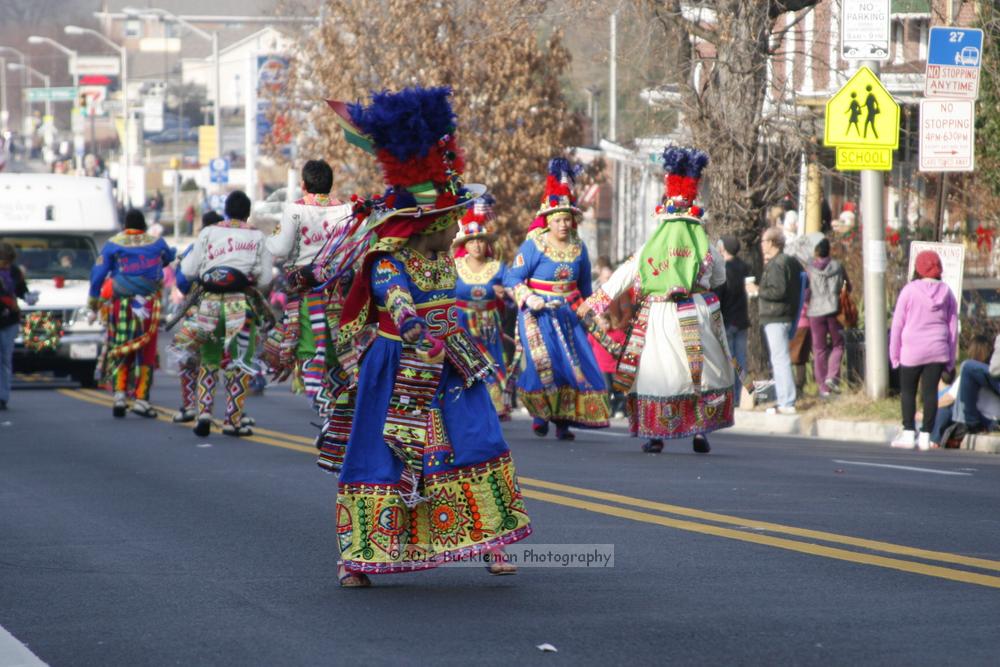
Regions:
[[918, 20, 929, 60]]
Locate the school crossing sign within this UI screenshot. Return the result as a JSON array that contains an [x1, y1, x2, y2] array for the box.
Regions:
[[824, 66, 900, 171]]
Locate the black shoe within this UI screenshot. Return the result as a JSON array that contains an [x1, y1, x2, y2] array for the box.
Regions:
[[0, 400, 7, 410], [555, 423, 575, 441], [532, 418, 549, 437], [941, 422, 973, 449], [642, 439, 664, 453], [693, 434, 711, 454], [112, 404, 127, 418], [193, 417, 212, 437]]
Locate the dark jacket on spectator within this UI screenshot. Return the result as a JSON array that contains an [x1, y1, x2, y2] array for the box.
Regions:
[[758, 253, 803, 325], [0, 265, 28, 328], [718, 256, 750, 330]]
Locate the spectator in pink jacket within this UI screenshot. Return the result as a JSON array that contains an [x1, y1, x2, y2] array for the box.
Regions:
[[889, 250, 958, 450]]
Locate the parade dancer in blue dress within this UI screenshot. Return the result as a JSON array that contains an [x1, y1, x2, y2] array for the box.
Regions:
[[453, 196, 511, 419], [504, 158, 610, 440], [324, 87, 531, 587]]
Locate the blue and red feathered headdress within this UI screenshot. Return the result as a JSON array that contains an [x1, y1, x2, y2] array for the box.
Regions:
[[326, 86, 486, 225], [658, 146, 709, 218], [537, 157, 582, 218], [528, 157, 583, 233], [453, 194, 497, 255]]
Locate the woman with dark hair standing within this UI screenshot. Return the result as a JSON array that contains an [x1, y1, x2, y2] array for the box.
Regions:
[[889, 250, 958, 450], [0, 242, 33, 410]]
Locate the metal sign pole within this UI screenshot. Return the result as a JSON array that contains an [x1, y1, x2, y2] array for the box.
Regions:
[[862, 59, 888, 399]]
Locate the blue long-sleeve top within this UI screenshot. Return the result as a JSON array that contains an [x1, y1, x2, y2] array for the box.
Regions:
[[503, 231, 593, 306], [89, 230, 176, 298]]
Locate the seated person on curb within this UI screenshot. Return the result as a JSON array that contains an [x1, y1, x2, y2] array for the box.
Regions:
[[927, 369, 957, 449], [938, 334, 1000, 447]]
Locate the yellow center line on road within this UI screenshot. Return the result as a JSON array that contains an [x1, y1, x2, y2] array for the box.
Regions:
[[516, 477, 1000, 573], [56, 388, 1000, 588], [522, 488, 1000, 590], [74, 388, 317, 446], [59, 389, 315, 455]]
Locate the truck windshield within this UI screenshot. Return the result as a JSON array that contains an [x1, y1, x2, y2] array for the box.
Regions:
[[5, 235, 97, 281]]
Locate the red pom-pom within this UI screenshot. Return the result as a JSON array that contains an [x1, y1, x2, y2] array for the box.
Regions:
[[435, 191, 459, 209]]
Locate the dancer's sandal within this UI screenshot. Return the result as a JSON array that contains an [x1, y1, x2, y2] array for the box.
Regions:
[[555, 423, 575, 441], [483, 551, 517, 576], [172, 407, 196, 423], [131, 401, 158, 418], [692, 434, 711, 454], [641, 439, 664, 453], [193, 416, 213, 438], [240, 415, 256, 427], [112, 393, 127, 418], [222, 423, 253, 437], [337, 564, 372, 588], [532, 418, 549, 437]]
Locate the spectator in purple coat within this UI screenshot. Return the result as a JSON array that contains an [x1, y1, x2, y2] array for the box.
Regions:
[[889, 250, 958, 450]]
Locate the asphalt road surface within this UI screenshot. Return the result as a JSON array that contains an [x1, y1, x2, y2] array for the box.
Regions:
[[2, 373, 999, 666]]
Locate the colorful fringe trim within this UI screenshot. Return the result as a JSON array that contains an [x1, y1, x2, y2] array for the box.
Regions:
[[626, 388, 734, 439], [518, 386, 610, 427], [336, 452, 532, 574], [382, 351, 448, 507]]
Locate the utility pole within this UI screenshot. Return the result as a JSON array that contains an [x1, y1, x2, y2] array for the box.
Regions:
[[609, 9, 617, 143], [861, 60, 888, 399], [0, 57, 7, 134], [244, 51, 257, 202]]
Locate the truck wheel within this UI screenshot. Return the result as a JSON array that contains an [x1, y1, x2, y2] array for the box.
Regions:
[[73, 363, 98, 388]]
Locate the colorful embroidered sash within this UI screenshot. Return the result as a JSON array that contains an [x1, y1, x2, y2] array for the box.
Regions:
[[455, 299, 499, 311], [527, 278, 578, 296], [382, 351, 449, 507], [317, 388, 356, 473], [521, 310, 554, 389]]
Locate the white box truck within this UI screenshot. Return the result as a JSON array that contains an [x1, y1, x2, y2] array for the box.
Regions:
[[0, 174, 119, 385]]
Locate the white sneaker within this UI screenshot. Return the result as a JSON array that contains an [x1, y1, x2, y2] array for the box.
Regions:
[[766, 406, 797, 415], [916, 431, 931, 451], [891, 429, 916, 449]]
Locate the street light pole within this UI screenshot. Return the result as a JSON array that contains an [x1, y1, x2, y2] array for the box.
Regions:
[[64, 25, 131, 208], [124, 7, 222, 162], [609, 9, 617, 143], [213, 30, 221, 164], [9, 63, 51, 120], [1, 58, 7, 133], [0, 47, 28, 134], [27, 36, 79, 161]]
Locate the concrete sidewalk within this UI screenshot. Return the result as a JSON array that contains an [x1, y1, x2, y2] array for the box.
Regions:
[[730, 408, 1000, 454], [0, 624, 47, 667]]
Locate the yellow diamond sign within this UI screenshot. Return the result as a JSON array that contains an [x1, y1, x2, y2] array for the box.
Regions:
[[824, 66, 900, 150]]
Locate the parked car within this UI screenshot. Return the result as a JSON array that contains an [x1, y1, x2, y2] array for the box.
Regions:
[[145, 127, 198, 144]]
